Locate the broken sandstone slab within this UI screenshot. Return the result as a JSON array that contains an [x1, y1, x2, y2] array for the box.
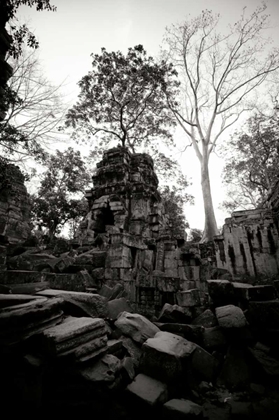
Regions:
[[78, 354, 121, 383], [37, 289, 108, 318], [163, 399, 202, 418], [176, 289, 200, 307], [216, 305, 247, 329], [207, 280, 235, 305], [0, 297, 63, 346], [126, 373, 168, 406], [140, 331, 218, 383], [42, 316, 107, 363], [114, 311, 159, 344]]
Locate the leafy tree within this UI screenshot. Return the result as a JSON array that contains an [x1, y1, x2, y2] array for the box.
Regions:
[[188, 228, 203, 242], [65, 45, 178, 152], [163, 4, 279, 242], [221, 112, 279, 213], [4, 0, 56, 59], [31, 148, 90, 239], [160, 185, 192, 239]]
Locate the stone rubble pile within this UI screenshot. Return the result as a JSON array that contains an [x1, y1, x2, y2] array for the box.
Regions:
[[0, 275, 278, 418]]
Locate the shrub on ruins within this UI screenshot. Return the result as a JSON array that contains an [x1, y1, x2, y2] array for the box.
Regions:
[[65, 44, 178, 152], [221, 111, 279, 213], [31, 148, 90, 240]]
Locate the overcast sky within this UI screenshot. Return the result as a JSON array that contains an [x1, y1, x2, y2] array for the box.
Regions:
[[16, 0, 279, 230]]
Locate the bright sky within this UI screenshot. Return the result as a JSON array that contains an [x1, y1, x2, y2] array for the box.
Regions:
[[16, 0, 279, 230]]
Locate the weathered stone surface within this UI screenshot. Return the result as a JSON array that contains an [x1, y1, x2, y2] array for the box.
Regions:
[[37, 289, 108, 318], [106, 244, 132, 268], [0, 270, 52, 285], [216, 305, 247, 329], [0, 164, 31, 243], [190, 344, 219, 382], [0, 297, 63, 346], [42, 316, 106, 352], [155, 322, 204, 344], [107, 338, 123, 355], [245, 300, 279, 329], [157, 303, 192, 324], [126, 373, 168, 406], [121, 336, 142, 366], [140, 331, 196, 381], [176, 289, 200, 307], [192, 309, 218, 328], [74, 250, 107, 267], [163, 399, 202, 418], [7, 281, 49, 295], [115, 311, 159, 344], [207, 280, 235, 305], [248, 343, 279, 376], [218, 344, 251, 389], [78, 354, 121, 383], [121, 356, 135, 381], [202, 326, 227, 350], [107, 298, 133, 320], [0, 293, 42, 308], [247, 285, 278, 301]]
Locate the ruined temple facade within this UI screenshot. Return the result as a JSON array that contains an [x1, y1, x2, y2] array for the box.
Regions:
[[214, 185, 279, 279], [76, 147, 206, 316]]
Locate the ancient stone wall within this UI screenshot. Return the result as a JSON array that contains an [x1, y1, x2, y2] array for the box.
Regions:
[[0, 164, 31, 243], [214, 208, 279, 280]]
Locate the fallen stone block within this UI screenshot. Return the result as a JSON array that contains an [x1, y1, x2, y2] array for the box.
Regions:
[[78, 354, 121, 383], [245, 300, 279, 329], [192, 309, 218, 328], [0, 297, 64, 346], [216, 305, 247, 329], [248, 285, 278, 301], [115, 311, 159, 344], [0, 293, 43, 309], [163, 398, 202, 418], [0, 270, 51, 285], [207, 280, 235, 306], [248, 342, 279, 376], [42, 316, 106, 356], [190, 344, 219, 382], [121, 336, 142, 367], [140, 331, 196, 382], [218, 344, 251, 389], [107, 298, 133, 320], [8, 282, 49, 295], [126, 373, 168, 406], [42, 316, 108, 363], [37, 289, 108, 318], [157, 303, 192, 324], [202, 326, 227, 350], [154, 322, 204, 344], [121, 356, 135, 382]]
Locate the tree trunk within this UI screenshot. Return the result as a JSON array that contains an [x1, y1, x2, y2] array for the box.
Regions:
[[200, 155, 219, 243]]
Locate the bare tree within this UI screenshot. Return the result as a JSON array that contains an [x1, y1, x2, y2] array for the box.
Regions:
[[0, 49, 65, 162], [163, 4, 279, 242]]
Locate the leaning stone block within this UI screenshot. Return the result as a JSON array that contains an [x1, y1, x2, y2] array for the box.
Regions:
[[115, 311, 159, 344], [126, 373, 168, 406], [207, 280, 235, 305], [216, 305, 247, 329]]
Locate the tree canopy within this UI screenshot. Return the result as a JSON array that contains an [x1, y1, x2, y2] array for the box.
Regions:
[[65, 45, 178, 152], [31, 147, 90, 239], [221, 111, 279, 213]]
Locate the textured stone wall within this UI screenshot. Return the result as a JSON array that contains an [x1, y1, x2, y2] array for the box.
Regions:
[[214, 208, 279, 279], [76, 147, 206, 316], [0, 164, 31, 243]]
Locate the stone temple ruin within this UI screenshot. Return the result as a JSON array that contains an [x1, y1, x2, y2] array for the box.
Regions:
[[1, 147, 279, 417]]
